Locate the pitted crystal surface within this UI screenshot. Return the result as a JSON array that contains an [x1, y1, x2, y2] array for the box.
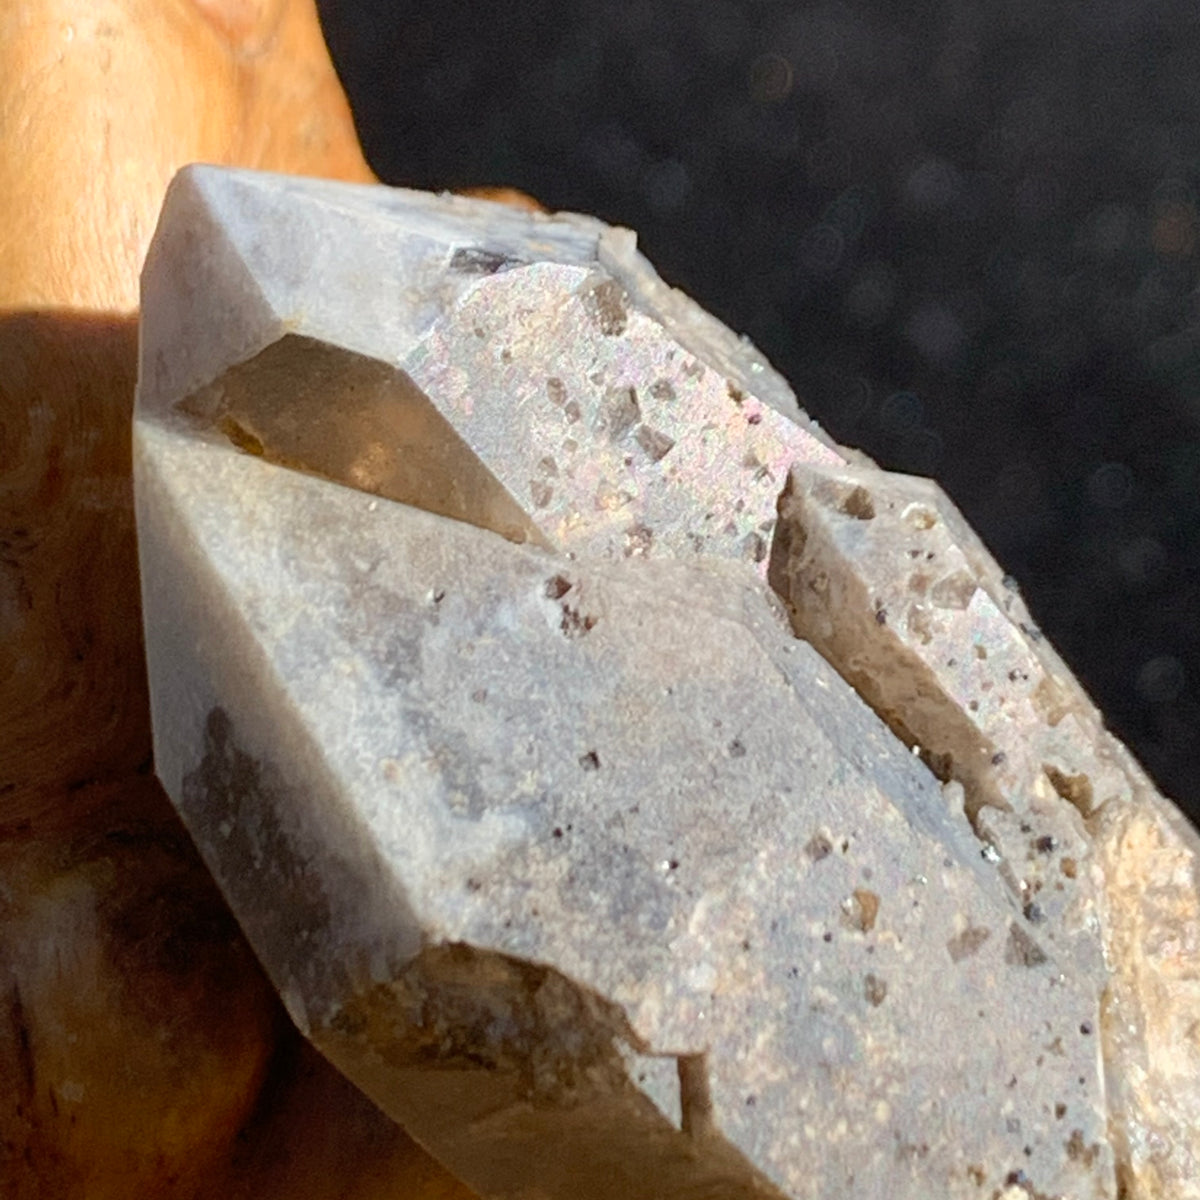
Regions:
[[769, 457, 1200, 1197], [141, 167, 846, 574], [134, 165, 1200, 1200]]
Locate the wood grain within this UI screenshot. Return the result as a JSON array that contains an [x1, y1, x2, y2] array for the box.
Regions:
[[0, 3, 474, 1195]]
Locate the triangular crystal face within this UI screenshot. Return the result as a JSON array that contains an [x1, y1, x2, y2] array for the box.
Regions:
[[136, 165, 1200, 1200], [176, 334, 547, 545]]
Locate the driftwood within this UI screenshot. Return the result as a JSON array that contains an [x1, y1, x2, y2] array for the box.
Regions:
[[0, 2, 471, 1194]]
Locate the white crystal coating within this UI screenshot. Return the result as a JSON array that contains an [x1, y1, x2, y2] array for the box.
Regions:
[[134, 165, 1200, 1200], [769, 457, 1200, 1199], [136, 422, 1110, 1199]]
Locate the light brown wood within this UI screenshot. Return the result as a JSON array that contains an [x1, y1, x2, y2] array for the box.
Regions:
[[0, 2, 473, 1195]]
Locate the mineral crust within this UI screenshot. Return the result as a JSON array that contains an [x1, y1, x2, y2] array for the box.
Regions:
[[134, 165, 1200, 1200], [768, 459, 1200, 1198]]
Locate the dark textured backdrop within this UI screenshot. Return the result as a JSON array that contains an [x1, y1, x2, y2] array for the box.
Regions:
[[317, 0, 1200, 821]]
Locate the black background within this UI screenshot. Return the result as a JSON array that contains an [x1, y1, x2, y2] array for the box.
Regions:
[[317, 0, 1200, 822]]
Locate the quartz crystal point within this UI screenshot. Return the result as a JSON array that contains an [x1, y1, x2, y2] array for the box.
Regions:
[[133, 166, 1200, 1200]]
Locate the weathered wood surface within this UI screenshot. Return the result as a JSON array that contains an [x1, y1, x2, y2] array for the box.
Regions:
[[0, 2, 471, 1195]]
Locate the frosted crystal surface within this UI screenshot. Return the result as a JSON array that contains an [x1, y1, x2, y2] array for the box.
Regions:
[[134, 166, 1200, 1200]]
